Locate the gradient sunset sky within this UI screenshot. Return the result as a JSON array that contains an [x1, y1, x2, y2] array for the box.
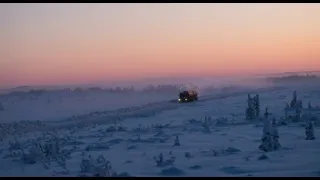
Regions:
[[1, 3, 320, 88]]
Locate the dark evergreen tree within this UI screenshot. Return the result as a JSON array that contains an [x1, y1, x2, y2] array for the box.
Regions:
[[246, 94, 256, 120], [305, 118, 316, 140], [290, 91, 297, 108], [255, 94, 260, 117], [259, 116, 273, 152]]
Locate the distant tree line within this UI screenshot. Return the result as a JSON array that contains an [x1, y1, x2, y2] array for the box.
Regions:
[[1, 84, 189, 97], [266, 74, 318, 83]]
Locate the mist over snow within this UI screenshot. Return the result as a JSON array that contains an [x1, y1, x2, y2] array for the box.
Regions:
[[0, 74, 320, 177]]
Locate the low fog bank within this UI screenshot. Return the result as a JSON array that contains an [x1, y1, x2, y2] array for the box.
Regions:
[[0, 76, 273, 96], [1, 74, 319, 123], [3, 72, 320, 97], [125, 75, 275, 95]]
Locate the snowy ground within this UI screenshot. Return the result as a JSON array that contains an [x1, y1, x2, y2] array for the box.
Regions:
[[0, 82, 320, 176], [0, 91, 178, 123]]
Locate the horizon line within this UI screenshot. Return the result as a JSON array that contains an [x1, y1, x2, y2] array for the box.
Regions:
[[1, 69, 319, 90]]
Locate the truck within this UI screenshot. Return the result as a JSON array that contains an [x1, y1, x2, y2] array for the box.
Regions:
[[178, 90, 198, 103]]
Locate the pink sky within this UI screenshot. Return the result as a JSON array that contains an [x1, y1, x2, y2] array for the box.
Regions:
[[1, 3, 320, 88]]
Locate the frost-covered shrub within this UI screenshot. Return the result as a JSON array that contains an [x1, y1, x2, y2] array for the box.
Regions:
[[105, 124, 128, 133], [22, 139, 71, 169], [4, 133, 75, 170], [0, 121, 46, 141], [199, 147, 240, 157], [153, 153, 175, 167], [152, 121, 173, 129], [79, 154, 114, 177], [8, 137, 22, 150], [246, 94, 260, 120], [202, 117, 211, 132], [188, 118, 202, 124]]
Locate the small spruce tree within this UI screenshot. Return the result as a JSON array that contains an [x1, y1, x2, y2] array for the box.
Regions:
[[305, 118, 316, 140], [284, 103, 289, 119], [246, 94, 256, 120], [259, 108, 273, 152], [255, 94, 260, 117], [290, 91, 297, 108]]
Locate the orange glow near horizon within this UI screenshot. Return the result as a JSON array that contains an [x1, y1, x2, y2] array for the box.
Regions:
[[1, 3, 320, 88]]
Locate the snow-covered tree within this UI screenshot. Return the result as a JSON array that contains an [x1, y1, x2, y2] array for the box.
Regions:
[[308, 102, 312, 109], [288, 90, 303, 109], [153, 153, 163, 166], [202, 117, 211, 132], [259, 107, 274, 152], [284, 103, 289, 119], [259, 119, 273, 152], [254, 94, 260, 117], [305, 117, 316, 140], [271, 118, 281, 150], [290, 91, 297, 108], [246, 94, 257, 121]]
